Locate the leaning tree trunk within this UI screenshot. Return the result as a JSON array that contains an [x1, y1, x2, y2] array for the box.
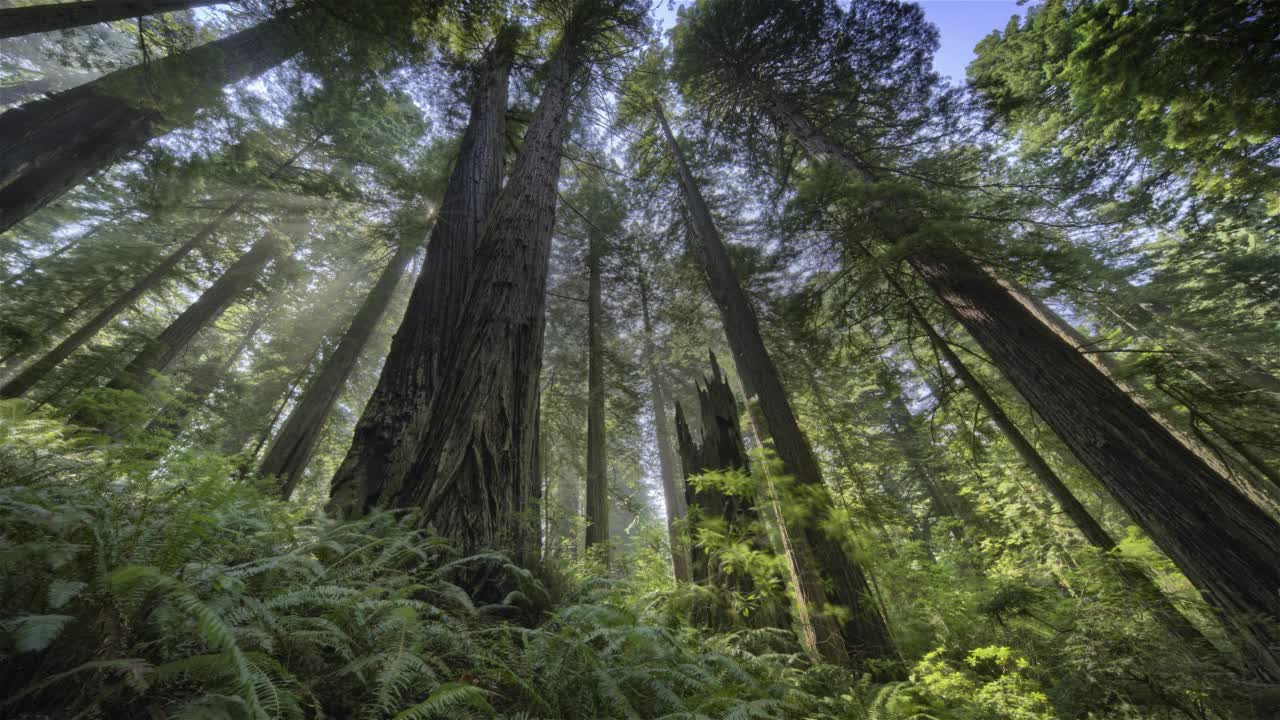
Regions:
[[761, 91, 1274, 677], [583, 227, 610, 556], [94, 230, 286, 416], [328, 35, 513, 516], [910, 244, 1280, 681], [0, 11, 308, 233], [0, 0, 225, 39], [2, 202, 245, 398], [263, 241, 417, 500], [638, 258, 691, 582], [142, 312, 264, 456], [656, 101, 894, 668]]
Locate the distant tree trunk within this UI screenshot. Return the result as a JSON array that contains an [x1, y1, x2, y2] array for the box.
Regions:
[[328, 34, 513, 516], [909, 244, 1280, 681], [334, 19, 597, 564], [2, 207, 241, 398], [656, 101, 894, 668], [583, 228, 610, 556], [0, 274, 116, 380], [0, 0, 225, 39], [142, 313, 264, 454], [98, 230, 287, 405], [263, 241, 416, 500], [0, 12, 306, 233], [638, 258, 691, 582]]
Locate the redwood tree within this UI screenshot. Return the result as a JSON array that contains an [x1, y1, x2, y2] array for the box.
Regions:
[[0, 0, 226, 39]]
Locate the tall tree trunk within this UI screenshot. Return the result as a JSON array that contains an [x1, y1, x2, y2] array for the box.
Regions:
[[763, 93, 1276, 677], [329, 35, 513, 516], [334, 18, 597, 564], [583, 228, 610, 556], [0, 0, 225, 39], [263, 241, 416, 500], [656, 101, 894, 668], [638, 257, 691, 582], [0, 12, 306, 233], [909, 244, 1280, 680], [97, 230, 286, 407], [2, 206, 241, 398], [142, 312, 264, 454]]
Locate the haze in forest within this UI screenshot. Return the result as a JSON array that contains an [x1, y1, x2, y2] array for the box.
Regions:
[[1, 1, 1278, 718]]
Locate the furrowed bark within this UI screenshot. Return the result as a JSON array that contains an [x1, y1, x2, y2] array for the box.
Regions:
[[583, 227, 610, 556], [385, 22, 596, 564], [0, 0, 225, 39], [639, 258, 691, 582], [264, 241, 417, 500], [909, 244, 1280, 680], [0, 12, 306, 233], [656, 100, 894, 668], [328, 35, 514, 517]]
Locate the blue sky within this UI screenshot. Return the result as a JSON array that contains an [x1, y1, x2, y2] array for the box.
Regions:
[[652, 0, 1032, 84]]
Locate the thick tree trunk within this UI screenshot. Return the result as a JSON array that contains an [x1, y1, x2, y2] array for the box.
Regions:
[[328, 37, 513, 517], [100, 230, 286, 403], [381, 28, 594, 564], [263, 241, 416, 500], [909, 244, 1280, 680], [656, 101, 894, 668], [638, 260, 691, 582], [0, 12, 305, 233], [583, 228, 610, 556], [0, 0, 224, 39]]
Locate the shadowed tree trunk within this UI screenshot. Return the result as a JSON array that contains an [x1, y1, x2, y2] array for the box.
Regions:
[[97, 230, 287, 409], [264, 240, 417, 500], [583, 227, 609, 557], [328, 34, 513, 516], [386, 22, 596, 564], [0, 0, 225, 39], [656, 101, 894, 668], [638, 257, 691, 582], [0, 12, 307, 233], [675, 354, 785, 628]]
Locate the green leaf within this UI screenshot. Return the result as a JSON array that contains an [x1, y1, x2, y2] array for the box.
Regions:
[[6, 614, 74, 652], [47, 579, 87, 609]]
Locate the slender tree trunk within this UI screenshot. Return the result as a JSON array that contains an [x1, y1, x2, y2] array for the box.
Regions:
[[0, 0, 225, 39], [99, 230, 286, 403], [909, 244, 1280, 680], [263, 241, 416, 500], [142, 313, 264, 453], [2, 207, 240, 398], [638, 258, 691, 582], [329, 35, 513, 516], [583, 228, 610, 556], [0, 12, 306, 233], [656, 101, 894, 668]]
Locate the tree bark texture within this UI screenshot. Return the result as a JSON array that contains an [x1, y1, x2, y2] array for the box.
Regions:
[[909, 244, 1280, 680], [656, 101, 894, 668], [583, 228, 610, 555], [0, 0, 225, 39], [264, 241, 416, 500], [328, 37, 512, 515], [0, 12, 305, 233]]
